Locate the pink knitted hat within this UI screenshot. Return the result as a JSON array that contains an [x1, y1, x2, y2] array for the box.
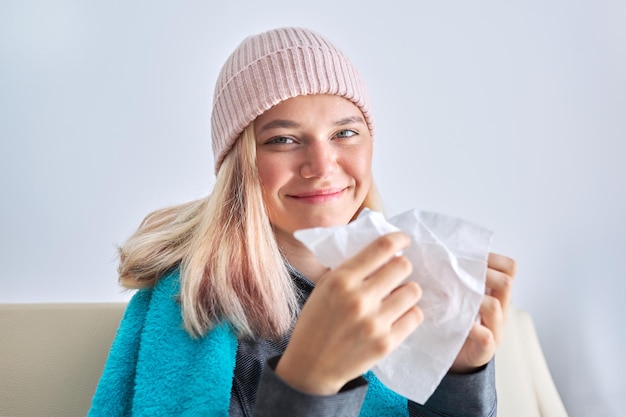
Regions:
[[210, 27, 374, 173]]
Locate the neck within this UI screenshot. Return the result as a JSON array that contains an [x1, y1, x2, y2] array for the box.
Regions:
[[273, 228, 329, 283]]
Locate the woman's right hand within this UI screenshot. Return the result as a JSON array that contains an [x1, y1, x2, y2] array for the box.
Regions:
[[275, 231, 424, 395]]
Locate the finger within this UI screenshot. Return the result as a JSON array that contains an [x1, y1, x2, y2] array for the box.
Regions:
[[469, 321, 497, 361], [378, 281, 422, 324], [451, 321, 497, 373], [362, 254, 412, 297], [487, 253, 517, 276], [389, 305, 423, 346], [486, 266, 514, 319], [336, 232, 411, 285], [478, 294, 504, 345]]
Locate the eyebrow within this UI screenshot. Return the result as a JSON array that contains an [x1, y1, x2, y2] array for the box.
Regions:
[[257, 115, 366, 133], [334, 116, 366, 126], [257, 119, 300, 133]]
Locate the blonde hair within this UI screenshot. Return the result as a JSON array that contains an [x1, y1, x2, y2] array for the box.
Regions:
[[119, 125, 383, 339]]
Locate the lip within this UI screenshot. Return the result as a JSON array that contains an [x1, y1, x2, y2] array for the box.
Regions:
[[288, 188, 346, 204]]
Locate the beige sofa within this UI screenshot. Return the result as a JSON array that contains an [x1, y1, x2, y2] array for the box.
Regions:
[[0, 303, 568, 417]]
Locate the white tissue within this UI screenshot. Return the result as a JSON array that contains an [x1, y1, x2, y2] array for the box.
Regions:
[[293, 209, 493, 404]]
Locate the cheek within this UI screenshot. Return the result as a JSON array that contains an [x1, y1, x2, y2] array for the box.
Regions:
[[348, 145, 374, 184], [256, 160, 272, 187], [256, 149, 272, 175], [256, 154, 289, 195]]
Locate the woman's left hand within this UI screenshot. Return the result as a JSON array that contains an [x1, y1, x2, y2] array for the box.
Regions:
[[450, 252, 517, 373]]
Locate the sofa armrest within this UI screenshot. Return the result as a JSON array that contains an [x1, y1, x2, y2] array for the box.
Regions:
[[496, 306, 569, 417], [0, 303, 126, 417]]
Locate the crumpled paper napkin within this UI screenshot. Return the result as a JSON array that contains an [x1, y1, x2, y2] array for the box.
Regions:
[[293, 208, 493, 404]]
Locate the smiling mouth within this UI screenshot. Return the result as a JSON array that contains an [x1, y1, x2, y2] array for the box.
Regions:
[[289, 188, 346, 203]]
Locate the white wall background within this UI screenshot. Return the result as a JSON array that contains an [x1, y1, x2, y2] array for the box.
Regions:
[[1, 1, 624, 415]]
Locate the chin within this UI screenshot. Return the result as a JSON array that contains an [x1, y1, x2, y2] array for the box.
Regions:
[[302, 215, 354, 230]]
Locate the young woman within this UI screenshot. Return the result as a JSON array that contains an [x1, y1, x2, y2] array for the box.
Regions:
[[89, 27, 516, 417]]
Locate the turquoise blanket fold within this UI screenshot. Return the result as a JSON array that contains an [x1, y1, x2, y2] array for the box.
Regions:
[[89, 269, 407, 416]]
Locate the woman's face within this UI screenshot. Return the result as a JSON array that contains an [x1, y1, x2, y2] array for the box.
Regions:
[[254, 94, 373, 238]]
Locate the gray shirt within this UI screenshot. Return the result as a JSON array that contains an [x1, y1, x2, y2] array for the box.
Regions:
[[230, 266, 497, 417]]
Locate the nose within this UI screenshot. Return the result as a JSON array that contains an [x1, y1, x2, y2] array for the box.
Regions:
[[300, 141, 336, 179]]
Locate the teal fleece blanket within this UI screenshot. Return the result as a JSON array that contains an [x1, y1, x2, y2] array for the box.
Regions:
[[88, 269, 408, 416]]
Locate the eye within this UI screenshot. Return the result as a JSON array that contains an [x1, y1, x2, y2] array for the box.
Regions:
[[335, 129, 357, 139], [266, 136, 296, 145]]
